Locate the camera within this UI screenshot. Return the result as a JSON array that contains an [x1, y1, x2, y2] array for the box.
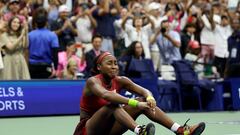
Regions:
[[80, 3, 88, 11], [160, 27, 166, 34], [133, 12, 143, 17]]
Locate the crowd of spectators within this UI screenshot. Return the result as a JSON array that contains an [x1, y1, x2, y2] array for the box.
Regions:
[[0, 0, 240, 80]]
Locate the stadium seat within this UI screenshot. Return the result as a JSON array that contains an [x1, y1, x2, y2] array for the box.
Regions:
[[127, 58, 157, 79], [157, 79, 182, 112], [172, 60, 215, 111]]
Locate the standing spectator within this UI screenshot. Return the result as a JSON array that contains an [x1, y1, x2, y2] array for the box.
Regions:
[[113, 7, 129, 58], [151, 20, 181, 80], [148, 2, 167, 74], [225, 18, 240, 78], [71, 3, 97, 56], [56, 41, 86, 78], [45, 0, 60, 25], [213, 15, 232, 78], [164, 1, 182, 32], [0, 16, 30, 80], [28, 7, 59, 79], [84, 34, 103, 77], [122, 12, 155, 59], [92, 0, 121, 55], [50, 4, 78, 51], [3, 0, 25, 22], [180, 23, 197, 58], [154, 20, 182, 65], [200, 5, 218, 66]]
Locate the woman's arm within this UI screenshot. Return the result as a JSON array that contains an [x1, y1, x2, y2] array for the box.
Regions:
[[87, 77, 130, 104], [149, 28, 161, 45], [22, 22, 29, 48], [86, 76, 153, 109], [145, 14, 155, 30], [85, 9, 97, 28], [121, 12, 131, 30], [98, 0, 110, 16], [4, 32, 24, 51], [118, 76, 156, 108], [163, 33, 181, 48], [118, 76, 153, 98]]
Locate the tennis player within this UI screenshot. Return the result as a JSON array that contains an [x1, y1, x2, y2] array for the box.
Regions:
[[73, 52, 205, 135]]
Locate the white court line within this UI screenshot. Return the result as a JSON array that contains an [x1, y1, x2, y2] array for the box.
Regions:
[[206, 121, 240, 125]]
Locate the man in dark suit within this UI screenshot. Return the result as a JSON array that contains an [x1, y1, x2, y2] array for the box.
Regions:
[[85, 34, 103, 77]]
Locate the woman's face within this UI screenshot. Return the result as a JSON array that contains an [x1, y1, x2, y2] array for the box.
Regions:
[[187, 27, 196, 34], [135, 42, 143, 57], [69, 62, 78, 73], [11, 18, 21, 32], [67, 44, 77, 54], [99, 55, 119, 78], [221, 17, 229, 26], [120, 8, 128, 17], [134, 18, 143, 27]]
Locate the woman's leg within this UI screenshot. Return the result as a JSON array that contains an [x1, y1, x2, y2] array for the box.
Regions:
[[109, 97, 205, 135], [85, 104, 139, 135], [140, 105, 205, 135], [109, 97, 172, 135], [109, 104, 145, 135]]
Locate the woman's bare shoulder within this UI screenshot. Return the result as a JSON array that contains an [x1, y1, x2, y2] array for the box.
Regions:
[[115, 76, 132, 84], [86, 76, 100, 84]]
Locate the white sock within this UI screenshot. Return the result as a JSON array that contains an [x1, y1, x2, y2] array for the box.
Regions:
[[134, 125, 141, 134], [171, 123, 181, 132]]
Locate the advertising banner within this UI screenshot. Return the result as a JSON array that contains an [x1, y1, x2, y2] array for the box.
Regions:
[[0, 80, 85, 117]]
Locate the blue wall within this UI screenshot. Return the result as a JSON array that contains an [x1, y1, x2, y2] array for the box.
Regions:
[[0, 80, 85, 117], [0, 79, 158, 117]]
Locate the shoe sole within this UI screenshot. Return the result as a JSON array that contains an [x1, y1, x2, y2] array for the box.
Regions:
[[192, 122, 206, 135], [145, 123, 155, 135]]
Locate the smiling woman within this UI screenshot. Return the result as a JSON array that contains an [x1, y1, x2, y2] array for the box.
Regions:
[[0, 16, 30, 80]]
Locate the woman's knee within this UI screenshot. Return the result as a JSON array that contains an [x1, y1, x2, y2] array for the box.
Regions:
[[136, 97, 146, 102]]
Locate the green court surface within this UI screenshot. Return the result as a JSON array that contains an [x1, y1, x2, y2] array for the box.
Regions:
[[0, 111, 240, 135]]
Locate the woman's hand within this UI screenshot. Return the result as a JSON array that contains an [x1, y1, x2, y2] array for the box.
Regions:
[[23, 21, 29, 34], [146, 97, 156, 114], [137, 101, 150, 110], [0, 18, 7, 33], [147, 97, 156, 109]]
